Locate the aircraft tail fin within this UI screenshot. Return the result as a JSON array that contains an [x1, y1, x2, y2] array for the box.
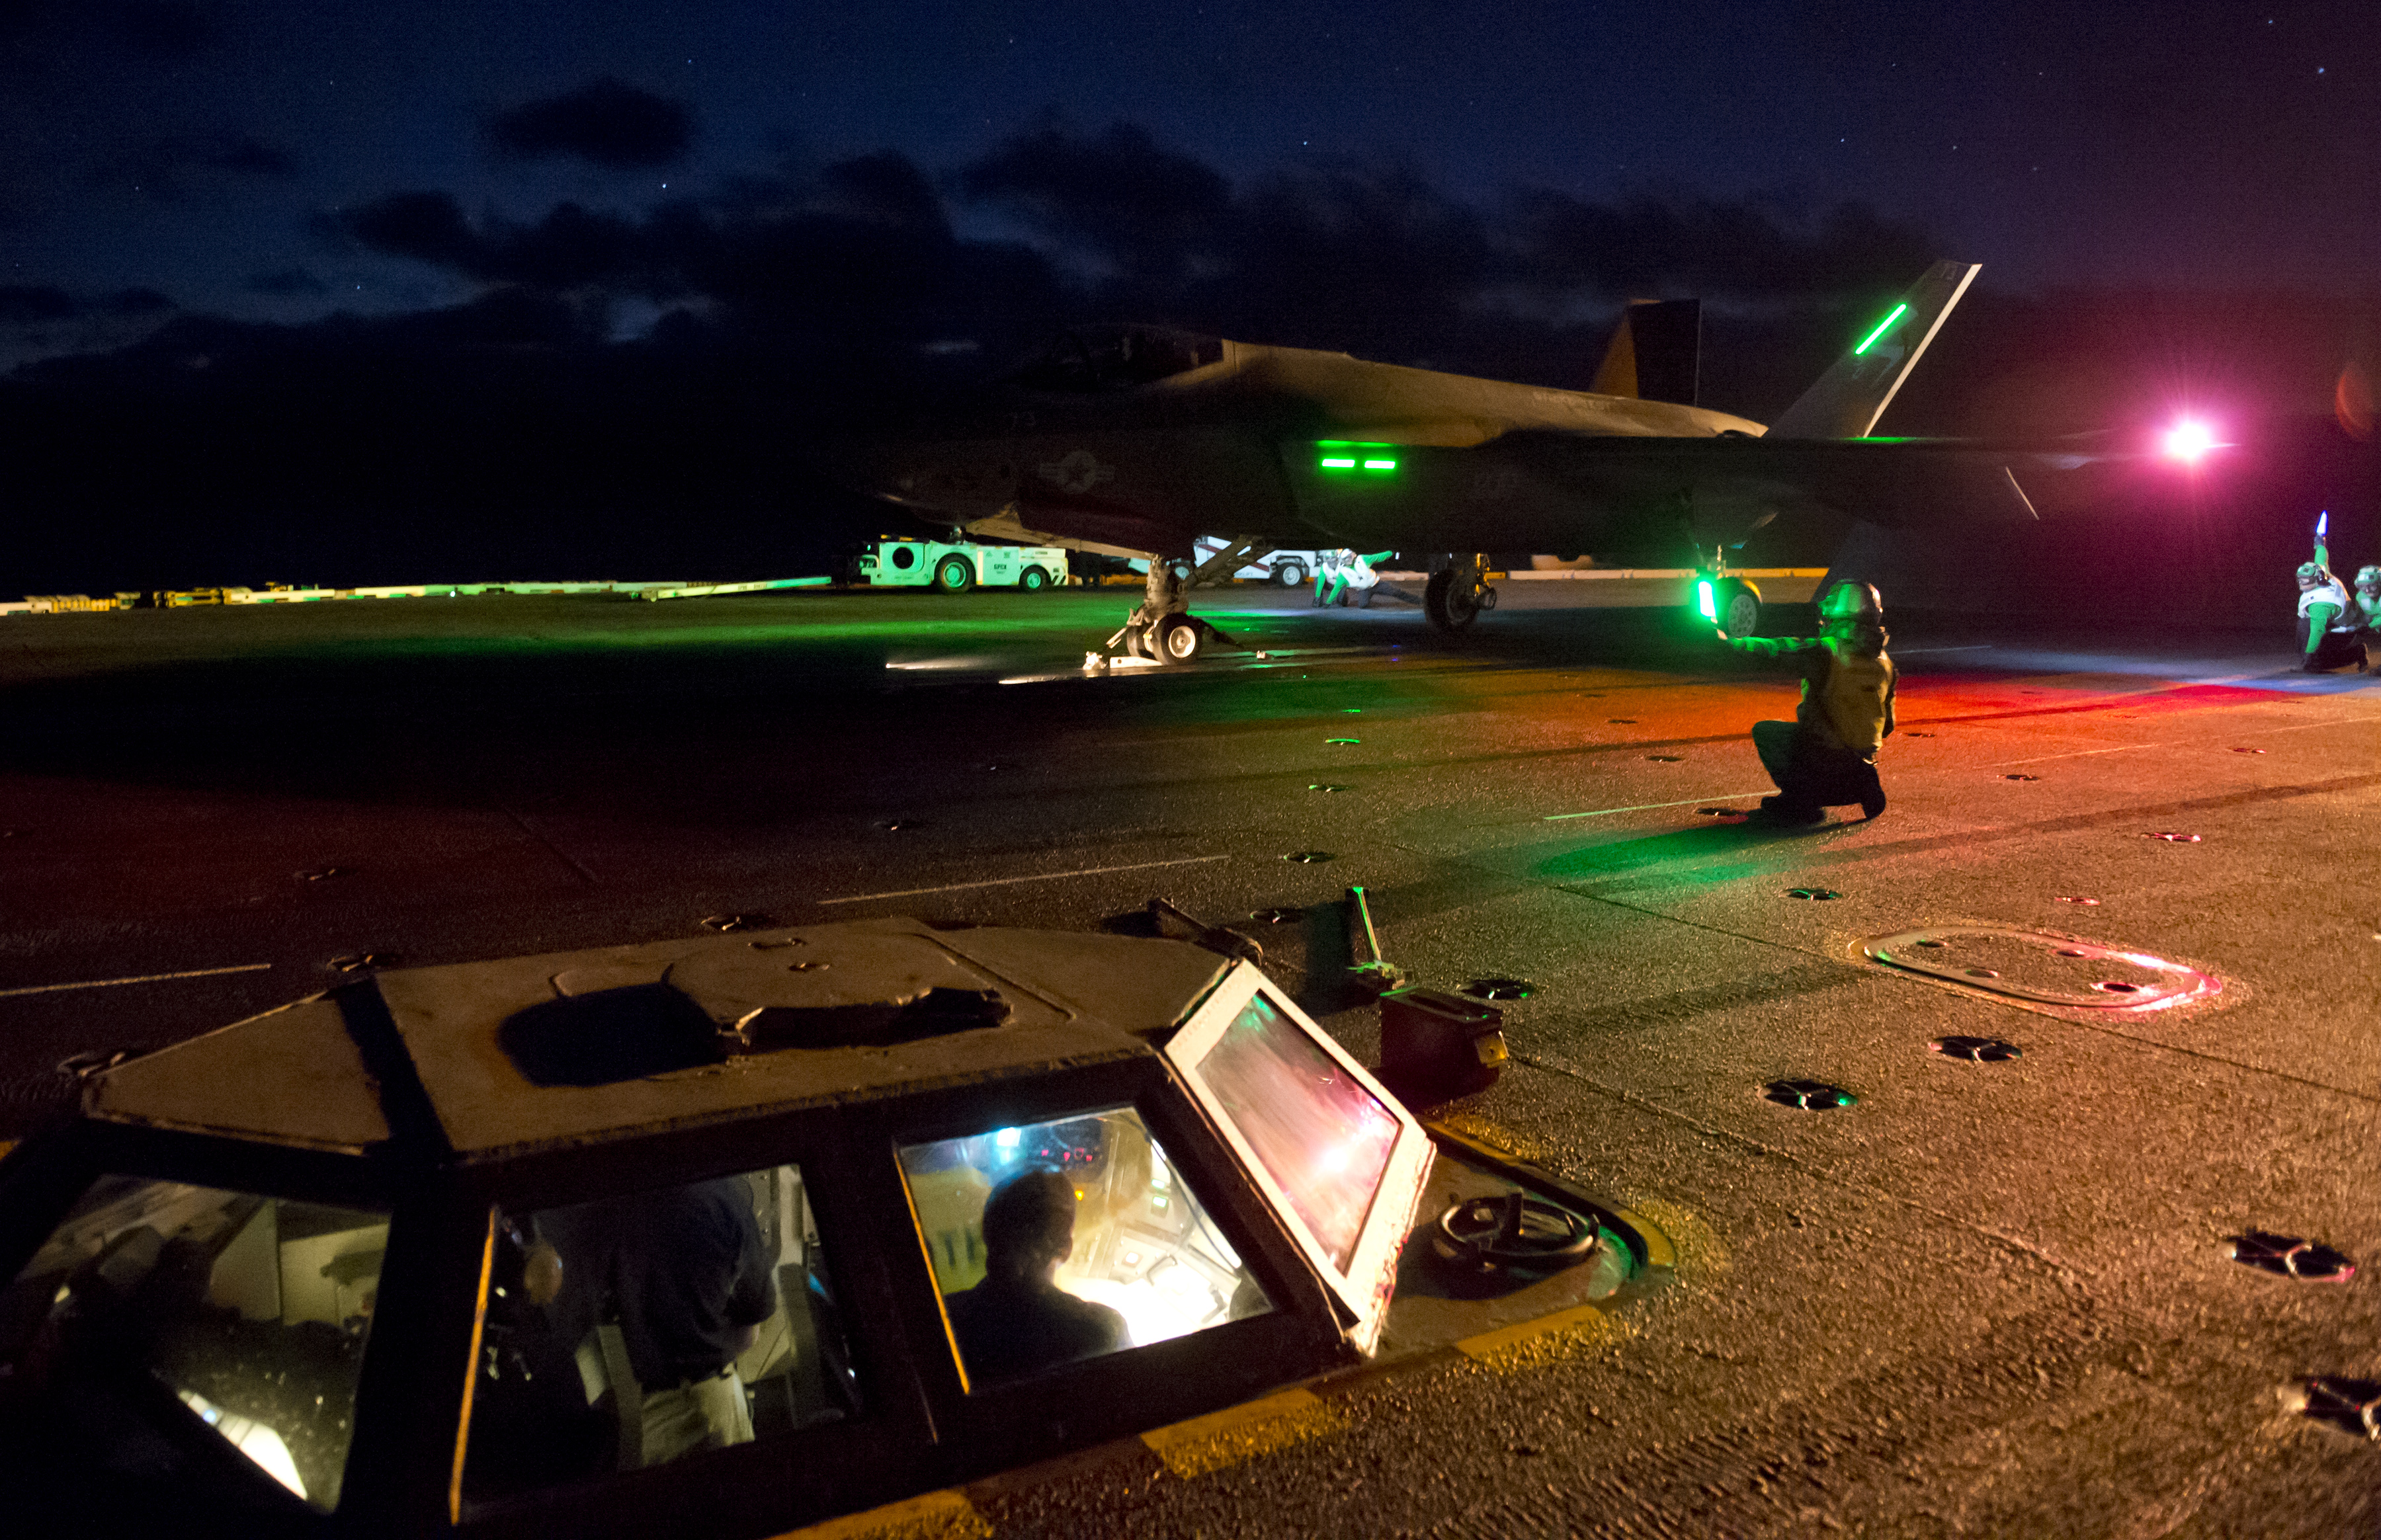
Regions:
[[1591, 298, 1702, 406], [1766, 261, 1980, 440]]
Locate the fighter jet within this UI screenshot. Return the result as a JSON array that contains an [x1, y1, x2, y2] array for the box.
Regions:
[[827, 260, 2050, 663]]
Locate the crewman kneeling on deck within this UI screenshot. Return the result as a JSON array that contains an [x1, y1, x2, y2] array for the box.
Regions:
[[2295, 554, 2364, 672], [1721, 579, 1896, 825]]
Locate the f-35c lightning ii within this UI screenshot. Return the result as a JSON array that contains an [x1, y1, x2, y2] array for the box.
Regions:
[[825, 260, 2051, 664]]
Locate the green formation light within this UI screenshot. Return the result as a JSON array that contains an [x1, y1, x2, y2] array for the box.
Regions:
[[1854, 303, 1909, 356], [1316, 441, 1399, 473], [1696, 580, 1716, 621]]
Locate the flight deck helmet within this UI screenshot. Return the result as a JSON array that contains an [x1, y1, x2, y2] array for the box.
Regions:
[[2357, 565, 2381, 596], [2298, 561, 2331, 588], [1817, 580, 1883, 622]]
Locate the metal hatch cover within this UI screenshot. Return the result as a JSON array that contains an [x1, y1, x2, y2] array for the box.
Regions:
[[1862, 926, 2220, 1011]]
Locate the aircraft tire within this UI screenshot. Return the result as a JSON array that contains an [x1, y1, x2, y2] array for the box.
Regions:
[[1273, 559, 1306, 588], [1021, 566, 1050, 592], [1424, 570, 1480, 633], [1720, 581, 1761, 637], [1153, 613, 1203, 664], [932, 555, 976, 594]]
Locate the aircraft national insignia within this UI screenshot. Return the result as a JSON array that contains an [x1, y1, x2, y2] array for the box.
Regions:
[[1037, 449, 1115, 495]]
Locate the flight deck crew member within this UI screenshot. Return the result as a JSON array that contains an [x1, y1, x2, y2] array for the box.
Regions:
[[944, 1167, 1126, 1384], [1316, 550, 1394, 608], [2350, 566, 2381, 643], [2295, 549, 2364, 672], [1720, 580, 1896, 824], [537, 1175, 778, 1468]]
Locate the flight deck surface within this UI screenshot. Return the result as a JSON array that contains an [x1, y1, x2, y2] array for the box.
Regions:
[[3, 583, 2376, 1535]]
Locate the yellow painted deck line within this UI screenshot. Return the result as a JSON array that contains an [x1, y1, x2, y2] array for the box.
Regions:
[[1140, 1386, 1343, 1479], [768, 1488, 991, 1540], [1608, 1206, 1679, 1270], [1455, 1303, 1612, 1359]]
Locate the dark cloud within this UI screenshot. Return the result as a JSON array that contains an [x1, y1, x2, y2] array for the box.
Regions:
[[343, 192, 655, 292], [345, 191, 483, 270], [1505, 190, 1936, 304], [101, 286, 173, 315], [960, 122, 1231, 282], [817, 152, 948, 236], [245, 267, 328, 296], [484, 77, 693, 169], [87, 134, 303, 201], [1214, 163, 1493, 353], [0, 285, 77, 323], [322, 124, 1953, 399]]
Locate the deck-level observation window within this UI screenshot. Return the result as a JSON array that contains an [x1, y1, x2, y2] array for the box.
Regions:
[[1, 1176, 390, 1512], [463, 1162, 859, 1501], [899, 1108, 1270, 1390]]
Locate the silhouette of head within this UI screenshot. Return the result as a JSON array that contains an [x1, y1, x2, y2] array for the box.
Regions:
[[980, 1167, 1077, 1281]]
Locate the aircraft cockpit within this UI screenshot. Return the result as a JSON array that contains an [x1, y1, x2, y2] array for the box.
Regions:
[[999, 325, 1225, 394]]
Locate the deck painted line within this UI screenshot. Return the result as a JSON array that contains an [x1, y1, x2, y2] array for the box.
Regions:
[[767, 1488, 991, 1540], [1140, 1387, 1344, 1479], [1454, 1303, 1615, 1360], [819, 854, 1232, 905], [0, 962, 272, 999], [1608, 1207, 1679, 1270], [1544, 791, 1770, 821]]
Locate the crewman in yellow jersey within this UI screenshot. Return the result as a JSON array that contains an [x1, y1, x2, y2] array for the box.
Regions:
[[1720, 580, 1896, 824]]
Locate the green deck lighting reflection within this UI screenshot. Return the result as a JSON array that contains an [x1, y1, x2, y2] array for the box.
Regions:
[[1854, 303, 1909, 356]]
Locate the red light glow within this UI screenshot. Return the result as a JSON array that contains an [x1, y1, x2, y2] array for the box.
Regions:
[[2161, 419, 2218, 465]]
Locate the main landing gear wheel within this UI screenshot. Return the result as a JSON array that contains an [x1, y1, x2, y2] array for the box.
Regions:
[[932, 555, 975, 593], [1152, 612, 1204, 663], [1720, 580, 1761, 638], [1020, 566, 1050, 592], [1425, 569, 1483, 632]]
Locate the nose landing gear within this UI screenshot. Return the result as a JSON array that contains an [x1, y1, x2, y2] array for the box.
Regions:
[[1086, 538, 1267, 672]]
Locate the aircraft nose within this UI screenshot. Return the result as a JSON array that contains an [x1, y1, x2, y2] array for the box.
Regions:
[[801, 432, 1019, 517]]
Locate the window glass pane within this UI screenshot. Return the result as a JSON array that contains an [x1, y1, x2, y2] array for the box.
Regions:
[[465, 1162, 858, 1502], [899, 1108, 1269, 1389], [1193, 990, 1400, 1271], [0, 1176, 388, 1512]]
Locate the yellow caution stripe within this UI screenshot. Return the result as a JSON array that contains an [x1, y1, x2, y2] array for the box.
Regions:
[[1140, 1386, 1346, 1479], [767, 1488, 991, 1540]]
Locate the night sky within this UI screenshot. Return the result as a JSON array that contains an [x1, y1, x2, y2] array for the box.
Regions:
[[5, 0, 2376, 368], [1, 1, 2376, 592]]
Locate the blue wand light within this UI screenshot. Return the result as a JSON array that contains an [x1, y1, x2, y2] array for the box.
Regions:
[[2317, 511, 2329, 541]]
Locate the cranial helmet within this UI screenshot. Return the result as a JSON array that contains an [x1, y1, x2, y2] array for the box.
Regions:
[[2358, 565, 2381, 592], [1818, 580, 1884, 622], [2298, 561, 2329, 585]]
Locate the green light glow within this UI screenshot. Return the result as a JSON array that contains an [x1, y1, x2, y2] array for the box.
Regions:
[[1854, 303, 1908, 356], [1362, 458, 1397, 471], [1696, 580, 1716, 620], [1319, 457, 1357, 469], [1314, 440, 1392, 448]]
